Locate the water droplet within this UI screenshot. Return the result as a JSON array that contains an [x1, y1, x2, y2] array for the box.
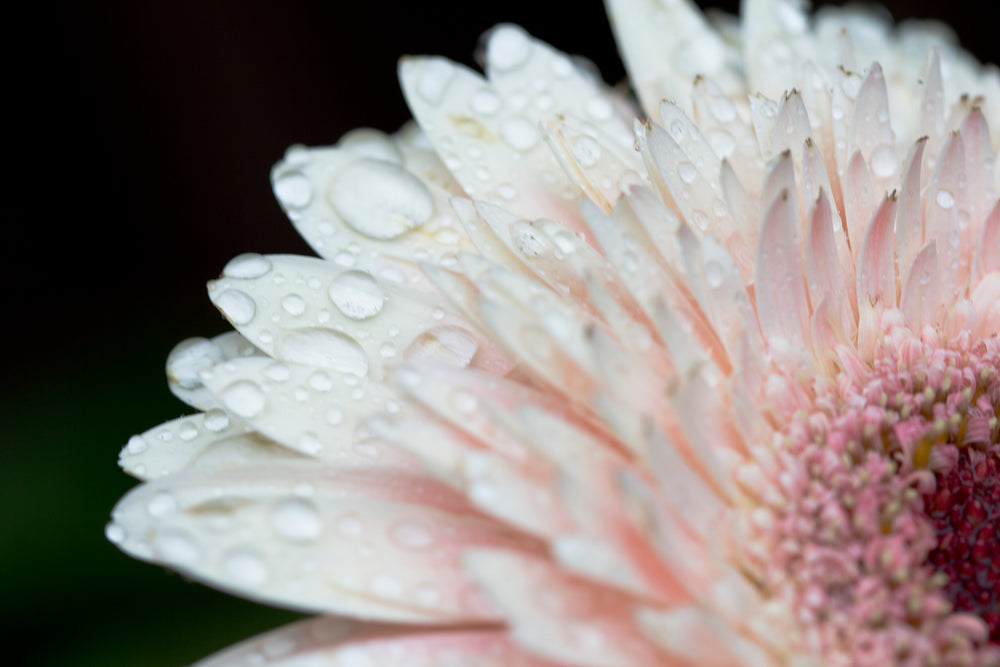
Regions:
[[469, 89, 501, 116], [500, 117, 539, 152], [678, 162, 698, 184], [705, 260, 725, 288], [271, 498, 322, 542], [281, 294, 306, 316], [369, 572, 403, 598], [153, 529, 200, 566], [498, 183, 517, 200], [179, 422, 198, 441], [586, 97, 614, 121], [452, 390, 478, 413], [339, 128, 402, 165], [329, 160, 434, 240], [336, 514, 364, 537], [307, 371, 333, 392], [274, 171, 312, 208], [203, 409, 229, 432], [415, 57, 455, 104], [221, 380, 266, 419], [223, 253, 272, 279], [263, 363, 291, 383], [936, 189, 955, 209], [105, 522, 125, 544], [487, 25, 531, 72], [328, 271, 385, 320], [571, 136, 601, 167], [707, 129, 735, 158], [379, 342, 397, 358], [215, 289, 256, 325], [147, 491, 177, 517], [324, 407, 343, 425], [870, 144, 898, 178], [223, 548, 269, 585], [275, 329, 369, 377], [390, 520, 435, 549], [126, 435, 148, 455], [167, 338, 223, 389], [405, 326, 478, 367], [709, 96, 737, 123]]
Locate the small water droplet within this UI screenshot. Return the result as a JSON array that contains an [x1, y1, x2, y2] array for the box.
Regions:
[[221, 380, 266, 419], [215, 289, 256, 326], [179, 422, 198, 441], [275, 329, 369, 377], [126, 435, 148, 455], [324, 407, 344, 425], [586, 97, 614, 121], [271, 498, 322, 542], [936, 189, 955, 209], [571, 136, 601, 167], [469, 88, 501, 116], [274, 171, 312, 208], [223, 548, 269, 585], [452, 390, 478, 413], [870, 144, 898, 178], [147, 491, 177, 517], [500, 117, 539, 152], [390, 520, 435, 549], [487, 25, 531, 72], [281, 294, 306, 316], [153, 529, 200, 566], [415, 57, 455, 104], [678, 162, 698, 183], [223, 253, 272, 279], [705, 260, 725, 288], [329, 160, 434, 240], [203, 409, 230, 432], [167, 338, 223, 389], [406, 326, 478, 367], [328, 271, 385, 320], [263, 363, 291, 383]]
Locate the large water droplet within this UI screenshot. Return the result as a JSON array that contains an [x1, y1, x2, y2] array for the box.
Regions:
[[215, 289, 256, 326], [167, 338, 223, 389], [571, 136, 601, 167], [405, 326, 478, 367], [936, 189, 955, 209], [500, 117, 539, 152], [203, 409, 230, 432], [281, 294, 306, 317], [329, 159, 434, 240], [270, 498, 322, 542], [339, 128, 402, 165], [223, 548, 269, 585], [415, 57, 455, 104], [390, 520, 435, 549], [153, 529, 200, 566], [678, 162, 698, 184], [274, 171, 312, 208], [223, 253, 272, 279], [221, 380, 266, 418], [274, 329, 369, 377], [870, 144, 898, 178], [147, 491, 177, 517], [486, 25, 531, 72], [469, 89, 501, 116], [328, 271, 385, 320]]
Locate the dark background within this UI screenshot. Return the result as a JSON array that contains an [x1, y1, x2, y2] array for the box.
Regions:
[[5, 1, 995, 664]]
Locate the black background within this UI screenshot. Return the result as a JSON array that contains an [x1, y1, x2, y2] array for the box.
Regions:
[[5, 1, 996, 664]]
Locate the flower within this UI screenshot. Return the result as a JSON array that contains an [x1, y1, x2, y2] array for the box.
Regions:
[[108, 0, 1000, 665]]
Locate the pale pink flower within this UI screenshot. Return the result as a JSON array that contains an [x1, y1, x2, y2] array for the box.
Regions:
[[109, 0, 1000, 665]]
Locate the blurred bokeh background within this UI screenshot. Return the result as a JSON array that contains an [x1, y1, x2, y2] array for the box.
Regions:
[[6, 0, 996, 664]]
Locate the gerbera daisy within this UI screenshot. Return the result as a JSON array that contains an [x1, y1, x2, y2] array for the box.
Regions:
[[109, 0, 1000, 665]]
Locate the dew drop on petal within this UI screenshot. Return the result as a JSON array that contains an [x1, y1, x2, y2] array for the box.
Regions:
[[215, 289, 256, 325], [336, 514, 364, 537], [223, 548, 269, 585], [870, 144, 898, 178], [274, 171, 312, 208], [270, 498, 322, 542], [416, 57, 455, 104], [705, 260, 725, 288], [936, 189, 955, 209], [167, 338, 223, 389], [339, 128, 402, 165], [586, 97, 614, 121], [571, 136, 602, 167], [329, 159, 434, 240], [274, 329, 369, 377], [126, 435, 148, 455], [469, 89, 501, 116], [221, 380, 266, 419], [281, 294, 306, 316], [678, 162, 698, 183], [500, 117, 539, 152], [390, 520, 435, 549], [153, 529, 200, 566], [203, 409, 229, 432], [263, 363, 292, 383], [405, 325, 478, 367], [328, 271, 385, 320], [486, 25, 531, 72], [369, 572, 403, 598], [223, 253, 272, 279], [147, 491, 177, 517]]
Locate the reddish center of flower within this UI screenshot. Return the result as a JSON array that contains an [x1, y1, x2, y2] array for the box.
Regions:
[[924, 446, 1000, 644]]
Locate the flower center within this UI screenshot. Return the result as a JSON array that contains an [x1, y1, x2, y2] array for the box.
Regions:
[[739, 330, 1000, 665], [924, 445, 1000, 643]]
